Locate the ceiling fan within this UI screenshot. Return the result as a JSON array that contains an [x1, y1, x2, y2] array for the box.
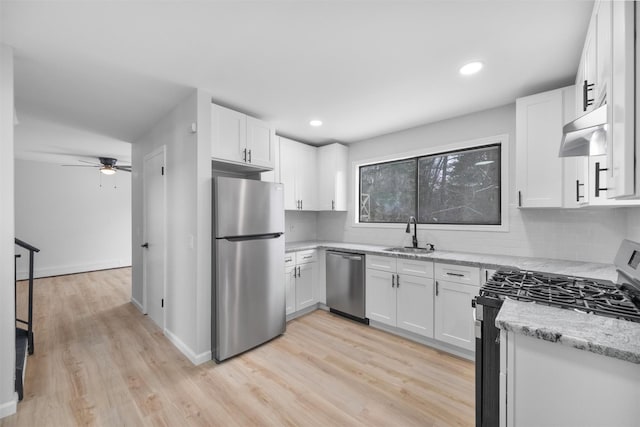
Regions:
[[62, 157, 132, 175]]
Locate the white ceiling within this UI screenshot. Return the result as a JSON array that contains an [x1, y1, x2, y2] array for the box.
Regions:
[[3, 0, 593, 157]]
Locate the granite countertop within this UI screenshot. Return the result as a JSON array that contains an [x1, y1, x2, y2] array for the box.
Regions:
[[286, 240, 640, 363], [496, 299, 640, 364], [285, 240, 618, 281]]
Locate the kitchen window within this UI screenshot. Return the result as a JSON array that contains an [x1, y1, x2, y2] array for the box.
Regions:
[[358, 142, 502, 226]]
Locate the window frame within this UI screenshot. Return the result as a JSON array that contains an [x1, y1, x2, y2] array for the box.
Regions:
[[353, 134, 510, 232]]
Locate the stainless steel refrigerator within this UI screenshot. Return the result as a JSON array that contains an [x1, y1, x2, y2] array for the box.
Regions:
[[212, 176, 285, 362]]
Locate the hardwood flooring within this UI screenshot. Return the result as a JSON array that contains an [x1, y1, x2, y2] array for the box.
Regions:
[[3, 268, 474, 426]]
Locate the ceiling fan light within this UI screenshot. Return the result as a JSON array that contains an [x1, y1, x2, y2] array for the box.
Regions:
[[100, 166, 116, 175]]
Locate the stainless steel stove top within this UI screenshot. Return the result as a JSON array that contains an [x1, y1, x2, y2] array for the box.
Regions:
[[481, 270, 640, 322]]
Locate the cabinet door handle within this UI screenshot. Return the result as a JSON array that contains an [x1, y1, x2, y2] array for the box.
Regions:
[[242, 148, 247, 162], [583, 80, 595, 112], [247, 149, 252, 163], [518, 190, 522, 207], [300, 200, 303, 210], [576, 180, 584, 202], [391, 274, 395, 288], [436, 281, 439, 296], [303, 255, 312, 259], [396, 274, 400, 288], [297, 266, 301, 277], [446, 272, 465, 277], [595, 161, 608, 198], [293, 266, 297, 278], [331, 200, 335, 210]]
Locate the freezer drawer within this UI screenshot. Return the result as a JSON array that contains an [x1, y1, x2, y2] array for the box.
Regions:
[[213, 234, 285, 361], [326, 251, 366, 320]]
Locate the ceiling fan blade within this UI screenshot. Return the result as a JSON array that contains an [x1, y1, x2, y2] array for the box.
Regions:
[[79, 159, 102, 166], [61, 165, 99, 168], [116, 166, 132, 171]]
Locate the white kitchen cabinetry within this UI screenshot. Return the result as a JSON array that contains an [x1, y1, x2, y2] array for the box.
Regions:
[[574, 1, 636, 199], [317, 143, 348, 211], [434, 263, 480, 352], [576, 154, 640, 207], [501, 331, 640, 426], [211, 103, 275, 170], [285, 250, 318, 317], [366, 255, 434, 338], [279, 137, 317, 211], [516, 86, 575, 208]]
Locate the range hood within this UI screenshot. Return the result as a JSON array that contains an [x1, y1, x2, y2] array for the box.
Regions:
[[558, 104, 607, 157]]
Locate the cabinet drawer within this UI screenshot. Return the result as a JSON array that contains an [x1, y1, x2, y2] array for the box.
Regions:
[[366, 255, 396, 272], [397, 258, 433, 278], [296, 250, 317, 265], [284, 253, 295, 267], [435, 263, 480, 287]]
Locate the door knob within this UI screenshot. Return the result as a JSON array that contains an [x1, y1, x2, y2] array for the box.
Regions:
[[141, 243, 149, 248]]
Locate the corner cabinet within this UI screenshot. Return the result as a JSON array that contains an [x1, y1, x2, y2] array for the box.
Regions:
[[279, 137, 317, 211], [317, 143, 348, 211], [211, 103, 275, 170], [515, 86, 576, 208], [433, 263, 480, 352]]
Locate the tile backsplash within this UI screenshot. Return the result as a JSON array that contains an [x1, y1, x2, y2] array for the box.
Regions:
[[309, 206, 638, 265]]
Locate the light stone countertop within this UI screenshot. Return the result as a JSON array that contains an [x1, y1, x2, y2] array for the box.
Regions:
[[285, 240, 640, 363], [496, 299, 640, 364], [285, 240, 618, 281]]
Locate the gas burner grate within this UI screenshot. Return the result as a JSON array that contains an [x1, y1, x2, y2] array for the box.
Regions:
[[481, 269, 640, 323]]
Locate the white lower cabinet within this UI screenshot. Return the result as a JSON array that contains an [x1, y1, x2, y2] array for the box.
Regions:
[[365, 255, 434, 338], [433, 263, 480, 352], [502, 330, 640, 426], [285, 250, 318, 316]]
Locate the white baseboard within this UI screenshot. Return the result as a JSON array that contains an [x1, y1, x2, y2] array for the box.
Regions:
[[368, 320, 475, 361], [16, 260, 132, 280], [164, 328, 211, 366], [0, 395, 17, 420], [130, 297, 144, 313]]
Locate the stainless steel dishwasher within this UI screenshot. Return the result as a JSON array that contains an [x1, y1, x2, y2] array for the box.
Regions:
[[326, 250, 367, 323]]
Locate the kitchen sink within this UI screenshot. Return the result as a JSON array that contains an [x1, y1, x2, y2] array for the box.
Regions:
[[383, 246, 434, 254]]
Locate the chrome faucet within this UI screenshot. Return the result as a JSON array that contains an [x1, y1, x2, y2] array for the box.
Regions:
[[406, 216, 418, 248]]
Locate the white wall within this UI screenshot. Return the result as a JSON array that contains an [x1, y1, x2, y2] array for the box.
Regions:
[[285, 211, 318, 242], [14, 159, 131, 279], [627, 208, 640, 242], [132, 89, 212, 365], [0, 44, 17, 418], [317, 104, 634, 264]]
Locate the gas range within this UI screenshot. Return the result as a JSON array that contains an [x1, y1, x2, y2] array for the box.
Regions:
[[480, 269, 640, 323], [473, 239, 640, 427]]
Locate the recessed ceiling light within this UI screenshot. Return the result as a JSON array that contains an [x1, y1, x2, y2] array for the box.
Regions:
[[309, 120, 323, 127], [460, 61, 483, 76], [475, 160, 494, 166]]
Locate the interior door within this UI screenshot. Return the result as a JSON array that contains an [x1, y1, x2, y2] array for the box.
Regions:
[[143, 147, 166, 329]]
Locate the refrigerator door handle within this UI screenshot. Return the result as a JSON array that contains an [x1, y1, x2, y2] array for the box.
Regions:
[[223, 233, 283, 242]]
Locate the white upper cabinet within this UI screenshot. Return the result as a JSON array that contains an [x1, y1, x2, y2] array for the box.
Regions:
[[574, 1, 636, 199], [210, 103, 275, 170], [607, 0, 635, 198], [279, 137, 317, 211], [516, 86, 575, 208], [317, 143, 348, 211]]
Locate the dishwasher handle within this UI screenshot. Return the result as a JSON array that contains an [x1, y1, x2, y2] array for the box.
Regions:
[[327, 251, 364, 262]]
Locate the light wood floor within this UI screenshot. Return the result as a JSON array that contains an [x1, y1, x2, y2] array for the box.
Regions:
[[3, 268, 474, 426]]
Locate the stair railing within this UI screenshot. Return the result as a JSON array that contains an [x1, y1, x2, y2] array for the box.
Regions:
[[14, 238, 39, 355]]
